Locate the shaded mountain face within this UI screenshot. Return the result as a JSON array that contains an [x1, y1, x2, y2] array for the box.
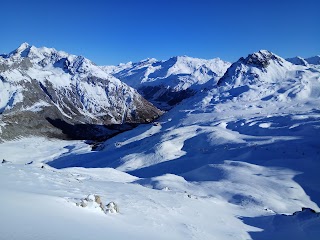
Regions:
[[286, 56, 309, 66], [0, 43, 162, 141], [286, 55, 320, 70], [101, 56, 231, 110]]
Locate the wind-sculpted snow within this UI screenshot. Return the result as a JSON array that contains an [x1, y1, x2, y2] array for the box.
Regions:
[[0, 43, 162, 141], [1, 49, 320, 239]]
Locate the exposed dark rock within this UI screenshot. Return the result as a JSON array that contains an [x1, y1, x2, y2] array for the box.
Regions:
[[241, 50, 283, 68], [139, 85, 195, 110]]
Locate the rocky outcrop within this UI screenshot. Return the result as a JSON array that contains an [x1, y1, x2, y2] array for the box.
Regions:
[[106, 201, 119, 213], [239, 50, 284, 69], [76, 194, 119, 214]]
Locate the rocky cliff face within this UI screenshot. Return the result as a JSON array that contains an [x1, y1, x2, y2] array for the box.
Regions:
[[0, 43, 162, 141]]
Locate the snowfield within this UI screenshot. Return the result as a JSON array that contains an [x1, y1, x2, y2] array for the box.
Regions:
[[1, 49, 320, 239]]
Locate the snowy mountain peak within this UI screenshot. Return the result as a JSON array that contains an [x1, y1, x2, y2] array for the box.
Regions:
[[218, 50, 299, 87], [1, 43, 107, 77], [17, 42, 31, 51], [5, 43, 64, 62], [9, 42, 32, 57], [240, 50, 283, 68]]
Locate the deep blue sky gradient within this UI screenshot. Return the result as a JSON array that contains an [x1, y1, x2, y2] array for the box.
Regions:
[[1, 0, 319, 65]]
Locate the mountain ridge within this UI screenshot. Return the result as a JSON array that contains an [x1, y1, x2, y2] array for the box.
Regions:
[[0, 43, 162, 141], [101, 54, 231, 109]]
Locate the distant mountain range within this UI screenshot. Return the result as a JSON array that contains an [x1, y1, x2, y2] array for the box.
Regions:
[[101, 56, 231, 109], [286, 55, 320, 67], [0, 43, 319, 142]]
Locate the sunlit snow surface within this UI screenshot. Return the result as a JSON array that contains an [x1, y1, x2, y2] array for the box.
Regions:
[[1, 51, 320, 239]]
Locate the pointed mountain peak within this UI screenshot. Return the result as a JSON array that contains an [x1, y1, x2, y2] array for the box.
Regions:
[[9, 42, 32, 57], [17, 42, 31, 51], [239, 50, 283, 68], [218, 50, 288, 86]]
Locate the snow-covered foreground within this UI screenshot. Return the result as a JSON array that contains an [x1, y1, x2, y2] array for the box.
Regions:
[[0, 138, 319, 239], [1, 159, 260, 240]]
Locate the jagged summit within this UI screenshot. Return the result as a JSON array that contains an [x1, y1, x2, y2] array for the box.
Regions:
[[217, 50, 291, 86], [16, 42, 31, 51], [238, 50, 284, 68], [1, 43, 107, 78], [7, 42, 32, 58], [212, 49, 320, 112]]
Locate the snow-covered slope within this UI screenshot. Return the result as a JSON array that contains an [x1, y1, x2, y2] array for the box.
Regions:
[[1, 49, 319, 239], [0, 43, 162, 141], [46, 50, 320, 238], [101, 56, 231, 109], [286, 56, 309, 66], [0, 158, 263, 240]]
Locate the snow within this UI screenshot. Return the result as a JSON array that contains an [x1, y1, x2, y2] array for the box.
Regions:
[[287, 55, 320, 69], [259, 122, 272, 128], [0, 137, 90, 164], [1, 48, 320, 239], [0, 159, 260, 240], [102, 55, 231, 91], [23, 100, 52, 112], [0, 43, 157, 133]]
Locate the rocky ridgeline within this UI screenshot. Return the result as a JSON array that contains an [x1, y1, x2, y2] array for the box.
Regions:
[[0, 43, 162, 141]]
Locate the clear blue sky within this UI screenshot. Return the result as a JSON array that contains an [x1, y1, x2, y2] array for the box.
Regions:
[[1, 0, 319, 65]]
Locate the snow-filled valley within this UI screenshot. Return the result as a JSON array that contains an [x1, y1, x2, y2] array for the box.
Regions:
[[1, 47, 320, 240]]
